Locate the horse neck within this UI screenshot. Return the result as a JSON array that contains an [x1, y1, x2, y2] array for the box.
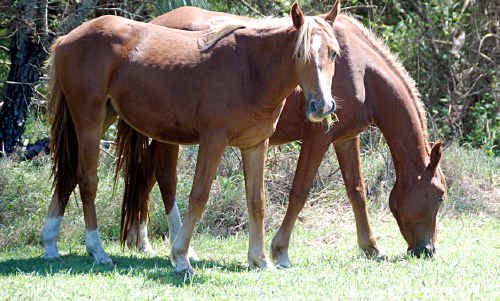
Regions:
[[239, 27, 300, 107], [366, 69, 430, 188]]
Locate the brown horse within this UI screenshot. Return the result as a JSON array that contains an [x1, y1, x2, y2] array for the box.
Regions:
[[119, 5, 447, 268], [41, 2, 342, 274]]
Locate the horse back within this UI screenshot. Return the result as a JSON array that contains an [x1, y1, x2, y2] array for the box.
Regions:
[[56, 16, 203, 67], [51, 15, 203, 98], [151, 6, 251, 30]]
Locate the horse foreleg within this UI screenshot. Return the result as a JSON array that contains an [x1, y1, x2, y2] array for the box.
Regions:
[[170, 132, 227, 274], [334, 136, 381, 258], [270, 131, 330, 268], [241, 140, 272, 269], [153, 142, 199, 260]]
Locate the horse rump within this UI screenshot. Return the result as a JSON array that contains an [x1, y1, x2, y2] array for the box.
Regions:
[[46, 36, 78, 210]]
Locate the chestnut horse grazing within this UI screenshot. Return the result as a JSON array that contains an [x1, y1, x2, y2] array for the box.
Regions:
[[41, 2, 341, 273], [119, 5, 447, 267]]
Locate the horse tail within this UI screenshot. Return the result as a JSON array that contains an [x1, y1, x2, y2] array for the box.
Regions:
[[46, 35, 78, 209], [114, 120, 153, 246]]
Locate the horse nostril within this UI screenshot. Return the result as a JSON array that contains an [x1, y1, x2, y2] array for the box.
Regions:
[[310, 100, 318, 113]]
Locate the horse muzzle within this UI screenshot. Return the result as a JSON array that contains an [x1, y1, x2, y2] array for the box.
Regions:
[[408, 245, 435, 258], [306, 97, 336, 122]]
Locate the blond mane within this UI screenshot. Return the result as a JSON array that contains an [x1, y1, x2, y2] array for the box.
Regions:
[[199, 15, 339, 65], [198, 24, 246, 51], [341, 15, 429, 142], [293, 16, 339, 64]]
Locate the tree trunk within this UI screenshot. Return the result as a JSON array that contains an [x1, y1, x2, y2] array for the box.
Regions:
[[0, 0, 44, 155], [0, 0, 98, 156]]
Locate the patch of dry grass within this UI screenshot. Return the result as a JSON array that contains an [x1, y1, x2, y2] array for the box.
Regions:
[[0, 129, 498, 249]]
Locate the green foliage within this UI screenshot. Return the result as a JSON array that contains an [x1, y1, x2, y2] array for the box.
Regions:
[[153, 0, 211, 16], [354, 0, 499, 154], [0, 28, 10, 100], [2, 0, 497, 153], [465, 92, 499, 156], [23, 107, 49, 145]]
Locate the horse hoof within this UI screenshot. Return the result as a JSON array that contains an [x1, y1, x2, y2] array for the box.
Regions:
[[175, 265, 195, 277], [100, 259, 114, 265], [272, 253, 291, 269], [375, 254, 388, 261], [141, 244, 156, 256], [93, 256, 114, 265], [87, 249, 114, 265], [43, 252, 60, 260], [95, 255, 114, 265], [275, 258, 291, 269], [270, 246, 291, 268], [276, 262, 291, 269], [248, 256, 274, 270]]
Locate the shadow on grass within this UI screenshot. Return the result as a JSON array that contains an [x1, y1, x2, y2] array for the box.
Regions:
[[0, 253, 246, 286]]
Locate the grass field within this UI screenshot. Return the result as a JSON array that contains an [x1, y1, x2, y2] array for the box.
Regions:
[[0, 139, 498, 300], [0, 215, 498, 300]]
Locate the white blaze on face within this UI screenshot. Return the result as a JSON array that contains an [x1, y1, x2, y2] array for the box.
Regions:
[[311, 33, 334, 115], [312, 33, 323, 57]]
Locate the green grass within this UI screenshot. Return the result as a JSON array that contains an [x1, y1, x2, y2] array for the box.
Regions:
[[0, 136, 498, 300], [0, 215, 498, 300]]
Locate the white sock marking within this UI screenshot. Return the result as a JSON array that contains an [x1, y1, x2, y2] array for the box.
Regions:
[[86, 229, 113, 264], [167, 202, 182, 246], [167, 202, 198, 260], [41, 216, 62, 259]]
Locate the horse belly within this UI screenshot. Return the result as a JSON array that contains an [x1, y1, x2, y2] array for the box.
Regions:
[[108, 94, 200, 144], [229, 121, 276, 148]]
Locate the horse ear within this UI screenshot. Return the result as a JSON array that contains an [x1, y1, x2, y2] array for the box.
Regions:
[[325, 0, 341, 24], [427, 142, 443, 173], [291, 1, 304, 29]]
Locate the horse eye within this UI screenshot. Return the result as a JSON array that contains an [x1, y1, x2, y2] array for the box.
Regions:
[[328, 49, 337, 60]]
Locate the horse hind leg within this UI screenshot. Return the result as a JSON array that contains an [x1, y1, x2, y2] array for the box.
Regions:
[[42, 87, 78, 259], [70, 93, 113, 264], [154, 141, 198, 260], [41, 182, 76, 259]]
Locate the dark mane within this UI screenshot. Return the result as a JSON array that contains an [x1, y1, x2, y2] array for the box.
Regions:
[[340, 14, 429, 142]]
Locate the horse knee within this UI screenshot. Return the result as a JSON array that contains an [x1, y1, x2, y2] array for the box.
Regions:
[[188, 193, 209, 217], [247, 198, 265, 220], [289, 190, 308, 209], [77, 174, 98, 201], [346, 186, 366, 208]]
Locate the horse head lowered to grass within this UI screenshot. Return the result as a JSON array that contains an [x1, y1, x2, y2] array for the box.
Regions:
[[118, 4, 447, 267], [41, 1, 341, 274]]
